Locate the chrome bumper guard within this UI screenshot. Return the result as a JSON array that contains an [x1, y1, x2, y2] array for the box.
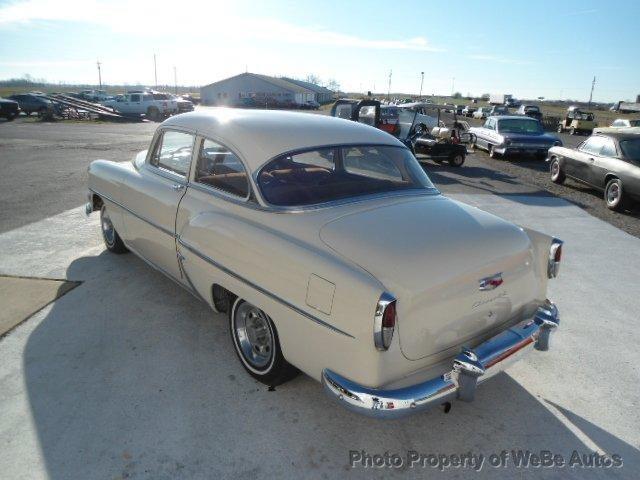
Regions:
[[322, 300, 559, 419]]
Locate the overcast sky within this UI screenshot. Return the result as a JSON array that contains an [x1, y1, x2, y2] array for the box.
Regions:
[[0, 0, 638, 102]]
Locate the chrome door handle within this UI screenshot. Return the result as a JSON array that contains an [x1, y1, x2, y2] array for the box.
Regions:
[[172, 183, 185, 191]]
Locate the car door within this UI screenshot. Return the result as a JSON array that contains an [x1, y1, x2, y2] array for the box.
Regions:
[[589, 137, 619, 189], [480, 118, 496, 148], [120, 128, 196, 282], [127, 93, 142, 113], [570, 136, 605, 184]]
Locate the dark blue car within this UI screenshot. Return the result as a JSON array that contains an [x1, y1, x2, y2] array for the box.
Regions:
[[470, 115, 561, 159]]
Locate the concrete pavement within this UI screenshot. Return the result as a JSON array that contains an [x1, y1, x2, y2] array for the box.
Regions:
[[0, 193, 638, 479]]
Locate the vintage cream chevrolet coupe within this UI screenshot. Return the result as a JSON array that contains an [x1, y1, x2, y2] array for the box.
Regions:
[[86, 109, 562, 418]]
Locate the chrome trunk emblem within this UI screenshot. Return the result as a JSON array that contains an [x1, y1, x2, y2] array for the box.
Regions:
[[479, 273, 503, 291]]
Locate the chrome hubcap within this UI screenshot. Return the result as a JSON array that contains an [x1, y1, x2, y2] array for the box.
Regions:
[[235, 303, 273, 369], [607, 184, 620, 204], [551, 162, 559, 178], [101, 214, 115, 245]]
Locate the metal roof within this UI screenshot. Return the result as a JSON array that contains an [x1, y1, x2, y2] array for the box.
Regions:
[[201, 73, 314, 94]]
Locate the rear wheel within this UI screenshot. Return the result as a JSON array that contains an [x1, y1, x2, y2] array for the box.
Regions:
[[604, 178, 627, 211], [557, 124, 563, 133], [100, 205, 128, 253], [449, 153, 465, 167], [146, 106, 160, 122], [569, 127, 576, 135], [230, 299, 297, 386], [550, 157, 566, 184]]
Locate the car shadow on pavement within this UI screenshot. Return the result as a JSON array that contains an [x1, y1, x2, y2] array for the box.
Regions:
[[23, 251, 638, 479]]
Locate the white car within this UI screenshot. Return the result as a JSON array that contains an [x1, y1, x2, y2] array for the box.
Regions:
[[86, 109, 562, 418], [473, 107, 492, 119]]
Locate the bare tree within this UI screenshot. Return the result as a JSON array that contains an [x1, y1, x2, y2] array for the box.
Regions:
[[305, 74, 322, 85], [325, 78, 341, 92]]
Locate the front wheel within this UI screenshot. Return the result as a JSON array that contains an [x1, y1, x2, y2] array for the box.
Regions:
[[557, 124, 563, 133], [488, 145, 499, 158], [100, 205, 128, 253], [604, 178, 628, 211], [550, 157, 566, 184], [230, 299, 298, 386], [569, 127, 576, 135]]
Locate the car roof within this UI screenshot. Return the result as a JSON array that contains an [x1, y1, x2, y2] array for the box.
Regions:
[[162, 109, 405, 171], [594, 130, 640, 141]]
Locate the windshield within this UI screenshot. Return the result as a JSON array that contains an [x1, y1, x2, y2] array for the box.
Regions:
[[498, 118, 543, 134], [620, 139, 640, 161], [258, 145, 436, 207], [524, 106, 540, 112]]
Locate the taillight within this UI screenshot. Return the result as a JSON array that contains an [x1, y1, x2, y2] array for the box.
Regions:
[[548, 239, 563, 278], [374, 293, 396, 351]]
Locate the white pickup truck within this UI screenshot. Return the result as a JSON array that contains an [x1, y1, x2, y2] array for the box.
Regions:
[[103, 92, 177, 120]]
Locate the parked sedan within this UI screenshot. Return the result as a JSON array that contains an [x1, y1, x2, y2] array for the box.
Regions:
[[470, 116, 561, 159], [548, 132, 640, 211], [0, 96, 20, 120], [7, 93, 52, 115], [86, 109, 562, 418]]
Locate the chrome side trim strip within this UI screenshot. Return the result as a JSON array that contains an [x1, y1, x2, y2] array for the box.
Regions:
[[89, 188, 176, 238], [177, 238, 354, 339]]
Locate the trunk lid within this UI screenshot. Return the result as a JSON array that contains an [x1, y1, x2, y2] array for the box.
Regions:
[[320, 195, 539, 361]]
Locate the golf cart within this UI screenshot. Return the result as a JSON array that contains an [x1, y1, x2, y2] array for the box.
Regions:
[[557, 106, 597, 135], [398, 103, 474, 167], [331, 99, 472, 167]]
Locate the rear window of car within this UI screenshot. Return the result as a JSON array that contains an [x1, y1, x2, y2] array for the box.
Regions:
[[620, 138, 640, 162], [258, 145, 436, 207], [497, 118, 543, 133]]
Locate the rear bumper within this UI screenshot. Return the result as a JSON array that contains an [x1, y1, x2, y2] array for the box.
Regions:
[[322, 300, 559, 419]]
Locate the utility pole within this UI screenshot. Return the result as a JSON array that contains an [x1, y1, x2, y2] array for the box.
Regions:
[[588, 76, 596, 108], [419, 71, 424, 99], [153, 53, 158, 89], [96, 60, 102, 89], [451, 77, 455, 97], [387, 69, 392, 101], [174, 66, 178, 94]]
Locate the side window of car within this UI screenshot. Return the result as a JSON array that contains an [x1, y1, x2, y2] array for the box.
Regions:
[[483, 119, 491, 129], [194, 138, 249, 198], [150, 130, 194, 177], [580, 137, 605, 155], [600, 138, 617, 157], [130, 94, 141, 102]]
